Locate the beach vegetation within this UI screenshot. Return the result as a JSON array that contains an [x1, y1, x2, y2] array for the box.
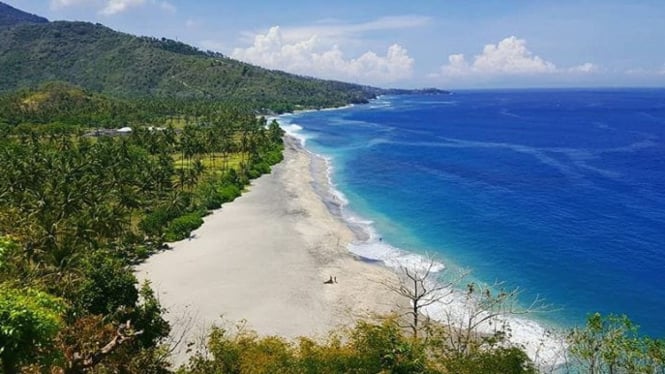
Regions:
[[164, 213, 205, 242], [383, 256, 549, 362], [567, 313, 665, 374], [0, 80, 285, 372], [180, 319, 430, 374], [179, 317, 538, 374], [380, 258, 458, 339], [434, 281, 548, 360], [0, 284, 64, 374]]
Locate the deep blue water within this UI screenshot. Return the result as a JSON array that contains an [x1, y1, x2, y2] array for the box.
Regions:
[[283, 89, 665, 336]]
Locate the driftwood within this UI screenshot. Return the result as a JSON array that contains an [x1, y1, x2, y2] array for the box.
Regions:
[[66, 320, 143, 373]]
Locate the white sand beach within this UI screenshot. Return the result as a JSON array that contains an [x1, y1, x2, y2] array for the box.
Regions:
[[135, 137, 402, 365]]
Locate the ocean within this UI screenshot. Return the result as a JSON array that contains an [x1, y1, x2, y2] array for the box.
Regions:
[[278, 89, 665, 342]]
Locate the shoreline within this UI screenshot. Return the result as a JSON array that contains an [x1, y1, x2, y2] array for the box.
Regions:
[[135, 136, 403, 366], [278, 105, 568, 369]]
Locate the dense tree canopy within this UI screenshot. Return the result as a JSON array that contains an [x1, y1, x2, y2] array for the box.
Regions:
[[0, 20, 381, 112], [0, 86, 288, 372]]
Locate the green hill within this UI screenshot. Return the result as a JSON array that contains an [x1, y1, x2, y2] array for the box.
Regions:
[[0, 81, 138, 127], [0, 1, 48, 27], [0, 12, 381, 111]]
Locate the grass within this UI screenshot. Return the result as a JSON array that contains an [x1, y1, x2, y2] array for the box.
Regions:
[[173, 152, 245, 176], [164, 116, 188, 130]]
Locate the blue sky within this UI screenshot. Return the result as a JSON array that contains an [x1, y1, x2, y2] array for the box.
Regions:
[[10, 0, 665, 88]]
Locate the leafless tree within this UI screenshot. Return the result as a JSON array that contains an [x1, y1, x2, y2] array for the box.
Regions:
[[381, 255, 552, 363], [381, 256, 465, 339], [437, 281, 549, 357]]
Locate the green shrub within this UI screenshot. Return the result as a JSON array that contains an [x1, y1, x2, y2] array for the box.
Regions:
[[133, 245, 150, 260], [218, 184, 241, 203], [198, 182, 224, 210], [182, 319, 431, 374], [0, 284, 65, 372], [221, 168, 241, 186], [140, 206, 178, 236], [140, 194, 193, 236], [75, 251, 139, 315], [263, 148, 284, 165], [441, 347, 536, 374], [251, 161, 271, 176], [164, 212, 204, 242]]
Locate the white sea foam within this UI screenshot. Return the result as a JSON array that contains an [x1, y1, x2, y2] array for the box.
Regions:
[[319, 103, 355, 112], [341, 175, 566, 368], [424, 292, 568, 368], [369, 100, 391, 109], [347, 234, 568, 368], [279, 122, 310, 146]]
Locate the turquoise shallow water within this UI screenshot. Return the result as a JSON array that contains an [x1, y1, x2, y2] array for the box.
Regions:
[[280, 89, 665, 337]]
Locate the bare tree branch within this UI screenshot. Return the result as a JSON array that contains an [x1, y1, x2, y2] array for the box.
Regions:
[[377, 254, 465, 339], [66, 320, 143, 373]]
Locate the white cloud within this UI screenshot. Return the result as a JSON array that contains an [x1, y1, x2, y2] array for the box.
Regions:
[[436, 36, 597, 79], [441, 36, 556, 76], [50, 0, 175, 15], [568, 62, 599, 73], [231, 26, 414, 84], [279, 15, 430, 43], [158, 1, 175, 13], [625, 66, 665, 76], [236, 16, 429, 46], [185, 18, 200, 29], [625, 68, 648, 75], [100, 0, 144, 15], [50, 0, 93, 9]]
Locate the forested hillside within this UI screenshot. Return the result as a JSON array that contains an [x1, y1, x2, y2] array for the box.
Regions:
[[0, 81, 272, 128], [0, 1, 47, 27], [0, 17, 380, 112]]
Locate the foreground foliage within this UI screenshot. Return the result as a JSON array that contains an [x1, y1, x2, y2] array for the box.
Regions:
[[0, 283, 64, 373], [566, 313, 665, 374], [179, 318, 536, 374]]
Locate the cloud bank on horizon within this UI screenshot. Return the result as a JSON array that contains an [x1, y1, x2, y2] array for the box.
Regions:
[[231, 29, 598, 85], [434, 36, 598, 77], [28, 0, 665, 87], [231, 26, 414, 84]]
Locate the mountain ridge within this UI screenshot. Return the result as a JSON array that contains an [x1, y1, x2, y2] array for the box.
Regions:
[[0, 2, 447, 112], [0, 1, 48, 27]]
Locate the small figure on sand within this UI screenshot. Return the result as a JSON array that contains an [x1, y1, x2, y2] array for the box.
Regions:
[[324, 275, 338, 284]]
